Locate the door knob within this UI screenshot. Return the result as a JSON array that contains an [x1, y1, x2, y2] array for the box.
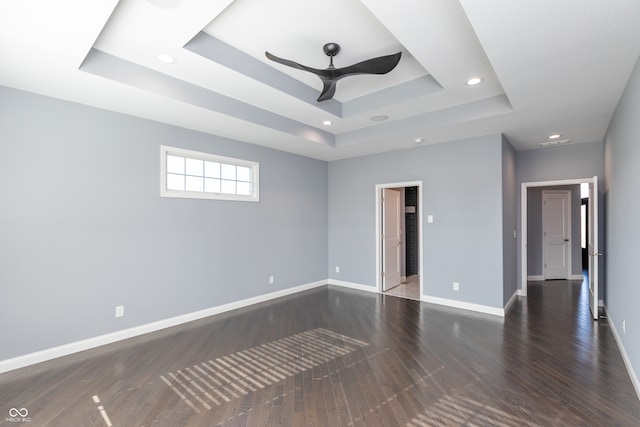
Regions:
[[564, 239, 570, 242]]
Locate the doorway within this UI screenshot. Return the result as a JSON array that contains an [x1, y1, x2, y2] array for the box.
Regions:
[[375, 181, 423, 300], [521, 177, 601, 320]]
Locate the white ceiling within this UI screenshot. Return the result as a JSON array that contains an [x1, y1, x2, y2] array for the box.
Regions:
[[1, 0, 639, 161]]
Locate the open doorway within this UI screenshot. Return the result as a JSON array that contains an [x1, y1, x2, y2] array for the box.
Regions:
[[521, 177, 601, 320], [375, 181, 423, 301]]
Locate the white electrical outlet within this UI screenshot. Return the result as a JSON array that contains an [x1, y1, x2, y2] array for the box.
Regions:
[[115, 305, 124, 318], [269, 275, 274, 284], [453, 282, 460, 291], [623, 320, 626, 334], [335, 266, 340, 273]]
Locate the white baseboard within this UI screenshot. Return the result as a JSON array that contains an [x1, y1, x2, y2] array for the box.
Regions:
[[421, 295, 505, 317], [0, 280, 327, 374], [329, 279, 506, 317], [328, 279, 377, 293], [604, 307, 640, 401], [503, 290, 519, 315], [529, 274, 584, 281]]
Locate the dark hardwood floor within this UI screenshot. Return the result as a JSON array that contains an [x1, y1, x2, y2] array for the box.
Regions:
[[1, 278, 639, 426]]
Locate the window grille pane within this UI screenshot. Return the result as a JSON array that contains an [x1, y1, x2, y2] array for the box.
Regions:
[[204, 161, 220, 178], [221, 180, 236, 194], [185, 176, 204, 192], [161, 146, 258, 201], [237, 166, 251, 182], [237, 182, 251, 196], [167, 173, 185, 191], [204, 178, 221, 193], [166, 155, 184, 174], [221, 164, 236, 180], [186, 158, 203, 177]]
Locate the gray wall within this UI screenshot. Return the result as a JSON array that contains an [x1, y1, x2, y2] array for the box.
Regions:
[[516, 141, 604, 290], [527, 185, 582, 277], [517, 141, 603, 183], [328, 134, 506, 309], [603, 54, 640, 387], [502, 136, 518, 304], [0, 86, 328, 361]]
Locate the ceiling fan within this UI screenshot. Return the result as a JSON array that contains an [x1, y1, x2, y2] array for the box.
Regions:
[[265, 43, 402, 102]]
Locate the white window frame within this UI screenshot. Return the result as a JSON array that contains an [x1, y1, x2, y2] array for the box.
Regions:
[[160, 145, 259, 202]]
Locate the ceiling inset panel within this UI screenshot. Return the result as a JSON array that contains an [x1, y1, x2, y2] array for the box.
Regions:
[[203, 0, 429, 102]]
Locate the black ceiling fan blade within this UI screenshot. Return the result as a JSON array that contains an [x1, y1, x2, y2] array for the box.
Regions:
[[333, 52, 402, 79], [265, 51, 328, 77], [317, 79, 337, 102], [265, 47, 402, 102]]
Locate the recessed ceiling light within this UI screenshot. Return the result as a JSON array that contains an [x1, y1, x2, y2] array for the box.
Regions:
[[414, 137, 424, 144], [466, 77, 483, 86], [156, 53, 177, 64], [322, 120, 333, 126], [548, 134, 561, 140], [371, 115, 389, 122]]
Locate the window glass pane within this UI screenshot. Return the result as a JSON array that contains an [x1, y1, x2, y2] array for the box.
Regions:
[[161, 146, 258, 201], [185, 176, 203, 192], [204, 161, 220, 178], [221, 164, 236, 180], [167, 173, 184, 191], [166, 155, 184, 174], [237, 182, 251, 196], [221, 180, 236, 194], [237, 166, 251, 182], [186, 158, 203, 177], [204, 178, 220, 193]]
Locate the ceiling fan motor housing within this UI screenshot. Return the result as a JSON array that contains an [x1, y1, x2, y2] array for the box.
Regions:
[[323, 42, 340, 57]]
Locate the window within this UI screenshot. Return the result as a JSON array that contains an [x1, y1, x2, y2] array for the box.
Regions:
[[161, 145, 259, 202]]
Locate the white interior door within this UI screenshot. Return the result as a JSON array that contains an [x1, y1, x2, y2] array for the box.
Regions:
[[588, 177, 599, 320], [542, 190, 571, 279], [382, 188, 402, 291]]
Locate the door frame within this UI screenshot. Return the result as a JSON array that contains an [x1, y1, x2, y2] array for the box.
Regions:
[[520, 177, 596, 296], [541, 189, 572, 280], [375, 181, 423, 298]]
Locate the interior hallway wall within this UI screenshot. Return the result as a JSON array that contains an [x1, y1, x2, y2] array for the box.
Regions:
[[603, 53, 640, 393], [502, 135, 518, 305]]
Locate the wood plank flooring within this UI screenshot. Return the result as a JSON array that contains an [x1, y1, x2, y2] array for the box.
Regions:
[[1, 278, 639, 426]]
